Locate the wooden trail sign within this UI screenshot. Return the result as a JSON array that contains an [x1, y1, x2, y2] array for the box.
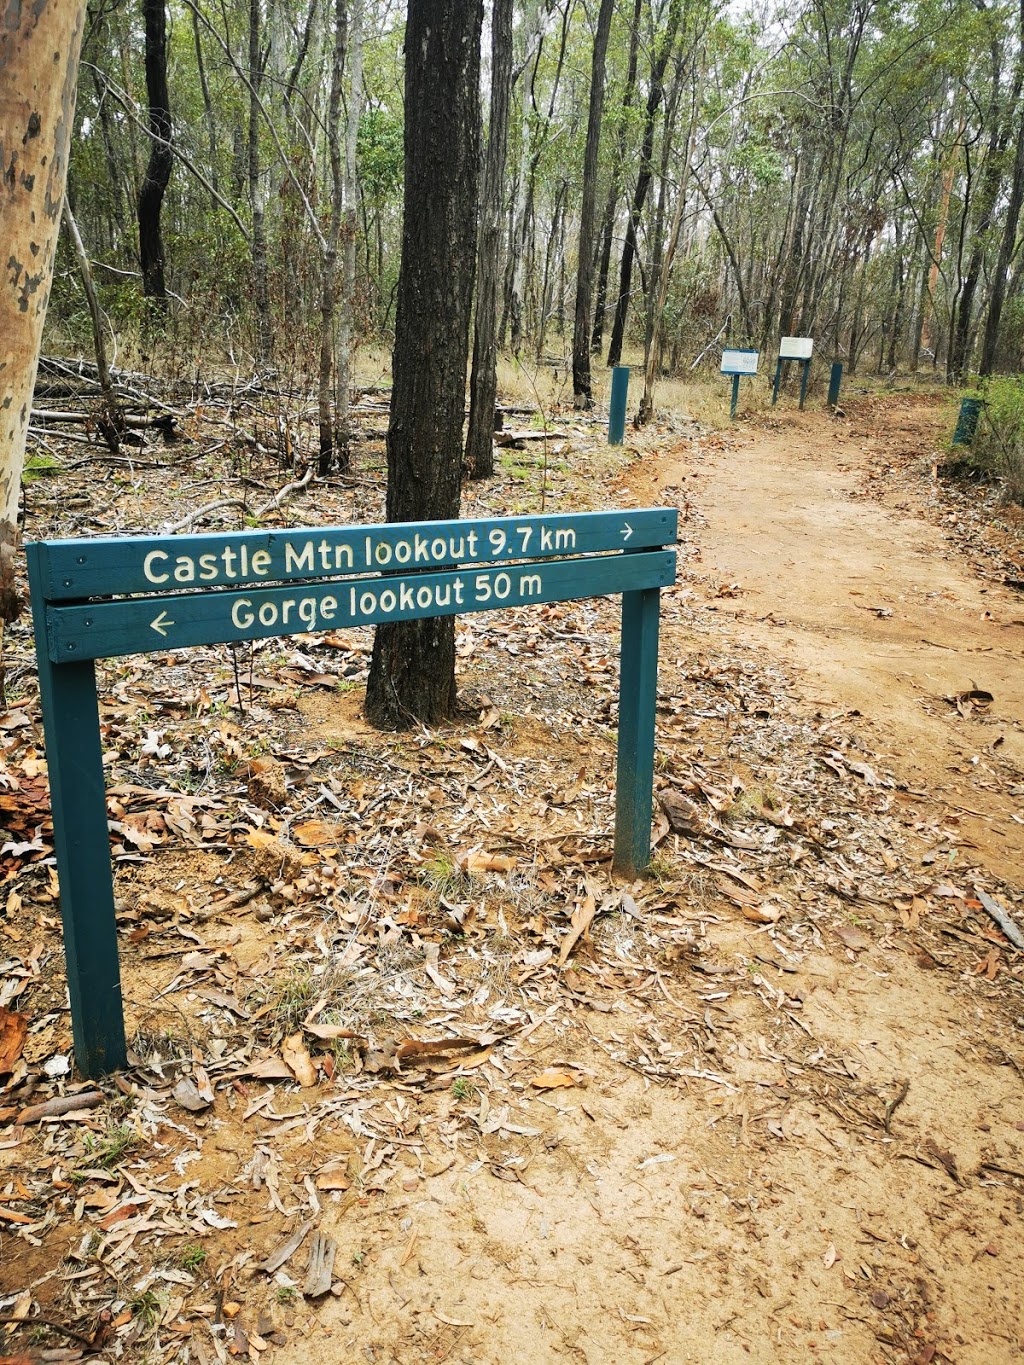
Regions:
[[26, 507, 677, 1077]]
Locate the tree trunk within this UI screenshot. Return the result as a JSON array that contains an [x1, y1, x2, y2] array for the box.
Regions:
[[138, 0, 172, 310], [981, 101, 1024, 375], [249, 0, 270, 360], [572, 0, 615, 407], [591, 0, 641, 356], [190, 4, 219, 199], [62, 202, 123, 452], [466, 0, 513, 479], [364, 0, 483, 730], [607, 0, 681, 368], [318, 0, 347, 476], [0, 0, 87, 626], [335, 0, 364, 470]]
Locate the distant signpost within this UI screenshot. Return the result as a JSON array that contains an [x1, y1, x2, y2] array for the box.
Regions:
[[773, 337, 814, 409], [721, 348, 759, 418], [26, 508, 678, 1077]]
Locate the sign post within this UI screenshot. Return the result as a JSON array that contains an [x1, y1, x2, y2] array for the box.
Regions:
[[772, 337, 814, 409], [828, 362, 843, 410], [608, 365, 630, 445], [27, 508, 677, 1076], [720, 349, 759, 419]]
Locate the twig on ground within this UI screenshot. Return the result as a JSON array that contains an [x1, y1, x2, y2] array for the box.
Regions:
[[974, 885, 1024, 951]]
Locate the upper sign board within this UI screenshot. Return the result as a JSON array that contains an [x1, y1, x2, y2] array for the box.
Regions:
[[36, 508, 677, 601], [779, 336, 813, 360], [721, 349, 759, 375]]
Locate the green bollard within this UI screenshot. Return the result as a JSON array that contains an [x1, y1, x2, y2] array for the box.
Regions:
[[828, 361, 843, 409], [609, 365, 630, 444], [952, 397, 983, 446]]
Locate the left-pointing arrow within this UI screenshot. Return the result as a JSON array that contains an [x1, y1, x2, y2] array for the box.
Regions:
[[150, 610, 175, 636]]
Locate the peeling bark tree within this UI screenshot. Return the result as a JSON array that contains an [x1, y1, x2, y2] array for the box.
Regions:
[[364, 0, 483, 729], [0, 0, 88, 626]]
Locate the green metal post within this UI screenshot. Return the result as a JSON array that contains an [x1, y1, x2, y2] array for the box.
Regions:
[[608, 365, 629, 444], [771, 358, 783, 405], [730, 373, 740, 419], [828, 361, 843, 409], [613, 586, 661, 876], [798, 359, 810, 409], [25, 546, 127, 1077]]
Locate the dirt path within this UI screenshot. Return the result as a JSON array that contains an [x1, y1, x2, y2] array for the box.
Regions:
[[3, 391, 1024, 1365], [683, 402, 1024, 886], [297, 398, 1024, 1365]]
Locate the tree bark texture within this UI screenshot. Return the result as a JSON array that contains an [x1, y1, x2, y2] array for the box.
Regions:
[[466, 0, 513, 479], [1, 0, 87, 623], [572, 0, 614, 407], [138, 0, 172, 307], [364, 0, 483, 730]]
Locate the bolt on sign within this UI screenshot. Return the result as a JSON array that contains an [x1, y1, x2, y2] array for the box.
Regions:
[[26, 508, 678, 1077]]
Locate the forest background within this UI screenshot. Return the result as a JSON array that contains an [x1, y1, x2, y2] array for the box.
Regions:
[[27, 0, 1024, 417]]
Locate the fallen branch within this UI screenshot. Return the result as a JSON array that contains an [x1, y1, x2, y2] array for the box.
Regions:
[[16, 1090, 104, 1124], [974, 885, 1024, 951], [30, 409, 176, 430], [163, 466, 315, 534]]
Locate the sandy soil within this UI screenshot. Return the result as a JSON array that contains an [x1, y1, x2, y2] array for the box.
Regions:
[[2, 389, 1023, 1365], [295, 395, 1024, 1365]]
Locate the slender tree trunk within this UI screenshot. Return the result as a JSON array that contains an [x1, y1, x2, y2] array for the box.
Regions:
[[190, 5, 219, 199], [318, 0, 347, 475], [364, 0, 483, 730], [639, 66, 702, 424], [592, 0, 641, 355], [536, 180, 566, 360], [62, 202, 123, 452], [607, 0, 681, 367], [249, 0, 270, 360], [335, 0, 364, 469], [981, 104, 1024, 374], [572, 0, 615, 407], [0, 0, 88, 627], [138, 0, 172, 310], [466, 0, 514, 479]]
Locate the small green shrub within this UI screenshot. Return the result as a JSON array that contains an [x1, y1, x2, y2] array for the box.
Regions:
[[969, 378, 1024, 502]]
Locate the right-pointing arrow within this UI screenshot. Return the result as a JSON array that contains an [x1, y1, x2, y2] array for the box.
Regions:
[[621, 522, 633, 541]]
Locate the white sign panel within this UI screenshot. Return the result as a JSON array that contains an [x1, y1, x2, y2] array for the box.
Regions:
[[779, 336, 813, 360], [721, 349, 759, 375]]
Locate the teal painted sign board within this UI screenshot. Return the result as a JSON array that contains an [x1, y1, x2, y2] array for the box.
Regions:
[[721, 349, 759, 418], [772, 337, 814, 409], [26, 508, 677, 1077]]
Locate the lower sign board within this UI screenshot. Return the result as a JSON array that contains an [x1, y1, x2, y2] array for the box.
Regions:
[[25, 508, 678, 1077], [779, 336, 813, 360], [721, 348, 759, 375]]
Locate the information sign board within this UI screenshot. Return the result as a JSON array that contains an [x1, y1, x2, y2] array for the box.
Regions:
[[26, 507, 678, 1077], [721, 349, 759, 375], [779, 336, 813, 360]]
